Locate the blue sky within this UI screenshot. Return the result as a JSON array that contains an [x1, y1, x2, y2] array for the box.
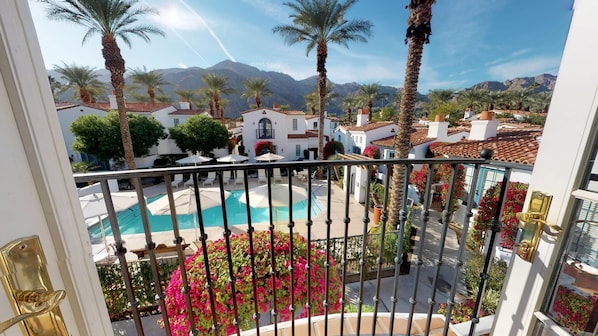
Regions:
[[29, 0, 573, 92]]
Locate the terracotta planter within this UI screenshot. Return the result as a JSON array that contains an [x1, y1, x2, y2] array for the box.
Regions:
[[373, 205, 383, 225]]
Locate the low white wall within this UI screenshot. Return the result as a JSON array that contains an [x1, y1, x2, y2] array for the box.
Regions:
[[77, 180, 119, 196]]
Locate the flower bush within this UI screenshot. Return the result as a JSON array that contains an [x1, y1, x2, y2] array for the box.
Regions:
[[161, 231, 342, 335], [551, 285, 598, 334], [323, 141, 344, 159], [409, 163, 465, 213], [254, 141, 274, 155], [467, 182, 528, 251], [362, 145, 380, 159]]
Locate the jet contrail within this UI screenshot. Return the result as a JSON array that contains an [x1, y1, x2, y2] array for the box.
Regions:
[[168, 27, 211, 67], [178, 0, 237, 62]]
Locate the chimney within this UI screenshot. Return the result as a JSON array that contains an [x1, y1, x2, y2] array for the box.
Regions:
[[427, 114, 449, 140], [356, 108, 368, 126], [273, 103, 279, 110], [179, 101, 191, 110], [464, 107, 473, 119], [469, 110, 499, 140], [108, 94, 118, 109]]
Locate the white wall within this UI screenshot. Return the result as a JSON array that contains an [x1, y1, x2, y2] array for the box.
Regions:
[[57, 106, 106, 161]]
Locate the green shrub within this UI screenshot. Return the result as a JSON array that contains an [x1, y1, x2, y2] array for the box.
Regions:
[[462, 252, 507, 293]]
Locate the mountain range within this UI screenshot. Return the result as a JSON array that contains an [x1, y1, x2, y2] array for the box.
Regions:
[[49, 60, 557, 120]]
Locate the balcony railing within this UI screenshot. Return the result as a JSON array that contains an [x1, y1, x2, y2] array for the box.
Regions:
[[75, 155, 516, 336], [257, 129, 275, 139]]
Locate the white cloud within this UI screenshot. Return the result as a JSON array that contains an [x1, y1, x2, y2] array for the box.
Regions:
[[241, 0, 287, 20], [178, 63, 188, 69], [488, 56, 561, 79]]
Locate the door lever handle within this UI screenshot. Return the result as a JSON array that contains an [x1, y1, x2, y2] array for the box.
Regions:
[[0, 289, 66, 332]]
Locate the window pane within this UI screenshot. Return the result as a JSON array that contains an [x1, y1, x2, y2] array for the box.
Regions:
[[586, 143, 598, 192], [546, 199, 598, 335]]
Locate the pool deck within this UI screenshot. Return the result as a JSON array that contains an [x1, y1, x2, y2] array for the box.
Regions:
[[94, 175, 373, 262]]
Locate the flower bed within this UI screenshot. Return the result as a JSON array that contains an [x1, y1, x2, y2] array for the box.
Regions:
[[551, 285, 598, 334], [161, 231, 342, 335]]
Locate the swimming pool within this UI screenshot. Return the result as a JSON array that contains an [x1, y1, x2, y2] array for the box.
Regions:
[[88, 190, 322, 239]]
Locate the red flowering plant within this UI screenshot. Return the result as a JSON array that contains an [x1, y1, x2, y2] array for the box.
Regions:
[[254, 141, 274, 155], [161, 231, 342, 335], [408, 163, 465, 213], [362, 145, 380, 159], [323, 141, 345, 159], [467, 182, 528, 251], [551, 285, 598, 334]]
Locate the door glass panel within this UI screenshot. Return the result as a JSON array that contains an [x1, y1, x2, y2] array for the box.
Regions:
[[545, 199, 598, 335]]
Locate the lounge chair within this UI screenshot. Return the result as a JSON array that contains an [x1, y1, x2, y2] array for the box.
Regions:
[[203, 171, 216, 186], [234, 170, 245, 186], [258, 169, 267, 184], [171, 174, 183, 188], [222, 170, 232, 185], [273, 168, 283, 183]]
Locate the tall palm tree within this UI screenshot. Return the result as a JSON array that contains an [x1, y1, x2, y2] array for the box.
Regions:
[[128, 66, 170, 105], [359, 83, 386, 121], [387, 0, 435, 227], [241, 78, 272, 108], [304, 82, 338, 115], [456, 88, 485, 112], [53, 62, 106, 103], [201, 73, 235, 124], [273, 0, 372, 167], [341, 94, 359, 125], [42, 0, 164, 170]]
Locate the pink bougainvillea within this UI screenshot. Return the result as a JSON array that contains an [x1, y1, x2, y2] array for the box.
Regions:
[[469, 182, 528, 251], [161, 231, 342, 335]]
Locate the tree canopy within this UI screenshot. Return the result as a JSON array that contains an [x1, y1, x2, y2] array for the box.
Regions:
[[168, 115, 229, 155], [70, 112, 166, 162]]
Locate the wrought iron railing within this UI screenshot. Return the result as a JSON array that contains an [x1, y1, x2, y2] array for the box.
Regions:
[[75, 155, 518, 336]]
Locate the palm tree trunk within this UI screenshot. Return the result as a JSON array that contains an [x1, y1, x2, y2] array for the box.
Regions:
[[317, 42, 327, 177], [80, 87, 91, 103], [255, 95, 261, 108], [102, 35, 136, 170], [148, 87, 155, 105], [387, 0, 434, 227], [368, 100, 373, 121]]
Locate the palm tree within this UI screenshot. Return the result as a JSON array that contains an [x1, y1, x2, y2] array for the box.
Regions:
[[53, 62, 106, 103], [304, 82, 338, 115], [387, 0, 435, 228], [48, 75, 62, 101], [175, 89, 198, 109], [42, 0, 164, 170], [359, 83, 386, 121], [341, 94, 359, 124], [456, 88, 485, 112], [201, 73, 235, 124], [241, 78, 272, 108], [128, 66, 170, 105], [273, 0, 372, 167]]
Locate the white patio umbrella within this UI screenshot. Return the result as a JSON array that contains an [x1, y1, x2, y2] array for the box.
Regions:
[[79, 192, 143, 260], [216, 153, 249, 164], [176, 154, 211, 166], [147, 187, 231, 237], [239, 184, 308, 230], [255, 152, 284, 162]]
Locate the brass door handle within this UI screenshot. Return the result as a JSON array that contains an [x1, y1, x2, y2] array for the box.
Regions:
[[0, 236, 69, 335], [0, 289, 66, 333]]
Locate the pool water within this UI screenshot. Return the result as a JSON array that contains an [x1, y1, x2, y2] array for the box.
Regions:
[[88, 190, 322, 239]]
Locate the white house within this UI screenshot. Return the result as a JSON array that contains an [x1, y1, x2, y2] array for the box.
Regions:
[[57, 98, 210, 168], [241, 106, 320, 161]]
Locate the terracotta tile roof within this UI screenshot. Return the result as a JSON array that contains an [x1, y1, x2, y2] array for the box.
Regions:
[[169, 109, 209, 116], [306, 130, 318, 137], [288, 133, 308, 139], [241, 108, 305, 116], [370, 126, 468, 147], [431, 128, 543, 165], [55, 102, 80, 110], [82, 102, 172, 113], [343, 121, 395, 132]]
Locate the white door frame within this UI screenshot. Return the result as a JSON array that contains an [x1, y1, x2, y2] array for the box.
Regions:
[[0, 1, 112, 334], [494, 0, 598, 334]]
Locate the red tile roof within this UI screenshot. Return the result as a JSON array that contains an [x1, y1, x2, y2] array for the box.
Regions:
[[241, 108, 305, 116], [169, 109, 209, 116], [370, 126, 468, 147], [55, 102, 80, 110], [343, 121, 395, 132], [82, 102, 172, 113], [288, 133, 308, 139], [431, 128, 543, 165]]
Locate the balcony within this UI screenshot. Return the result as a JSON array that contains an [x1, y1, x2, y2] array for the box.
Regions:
[[75, 157, 515, 336], [257, 128, 275, 139]]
